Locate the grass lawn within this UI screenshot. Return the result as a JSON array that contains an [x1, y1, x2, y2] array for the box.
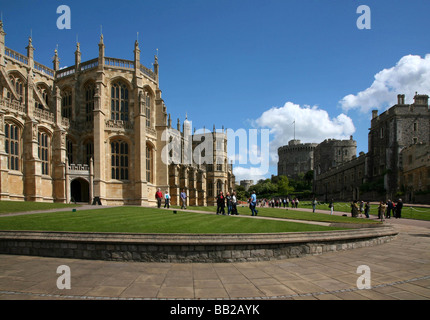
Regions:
[[0, 200, 80, 214], [186, 205, 382, 224], [301, 201, 430, 221], [0, 206, 346, 234]]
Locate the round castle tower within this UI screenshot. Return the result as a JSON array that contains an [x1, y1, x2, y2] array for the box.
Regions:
[[277, 140, 318, 178]]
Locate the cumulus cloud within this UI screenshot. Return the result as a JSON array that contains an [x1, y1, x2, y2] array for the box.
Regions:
[[231, 102, 355, 183], [254, 102, 355, 165], [232, 166, 267, 185], [340, 54, 430, 113]]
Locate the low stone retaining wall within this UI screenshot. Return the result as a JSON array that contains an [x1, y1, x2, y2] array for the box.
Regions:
[[0, 225, 398, 263]]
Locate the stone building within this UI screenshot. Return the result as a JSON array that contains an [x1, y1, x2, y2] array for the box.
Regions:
[[399, 143, 430, 203], [277, 139, 317, 178], [0, 21, 234, 206], [313, 137, 357, 176], [239, 179, 253, 191], [313, 93, 430, 203], [367, 94, 429, 200]]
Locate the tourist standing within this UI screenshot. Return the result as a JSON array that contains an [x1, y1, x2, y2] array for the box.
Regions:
[[364, 201, 370, 218], [396, 198, 403, 219], [378, 201, 387, 221], [226, 192, 232, 215], [386, 199, 393, 219], [329, 199, 334, 215], [216, 191, 225, 215], [164, 190, 170, 208], [180, 189, 187, 209], [155, 188, 163, 208], [312, 198, 317, 213], [250, 190, 258, 216], [231, 191, 238, 215], [351, 200, 359, 217]]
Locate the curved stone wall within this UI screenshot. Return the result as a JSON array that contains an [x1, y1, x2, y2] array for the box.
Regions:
[[0, 226, 398, 263]]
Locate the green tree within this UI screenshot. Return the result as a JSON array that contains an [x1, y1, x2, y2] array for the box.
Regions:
[[278, 175, 294, 195]]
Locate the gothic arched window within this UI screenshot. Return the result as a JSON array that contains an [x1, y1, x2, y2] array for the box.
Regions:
[[5, 122, 20, 171], [38, 131, 50, 175], [62, 89, 72, 119], [111, 140, 129, 180], [111, 81, 129, 121], [84, 83, 95, 123]]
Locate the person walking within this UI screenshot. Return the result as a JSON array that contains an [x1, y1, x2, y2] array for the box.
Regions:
[[180, 189, 187, 209], [249, 190, 258, 216], [329, 199, 334, 215], [216, 191, 225, 215], [155, 188, 163, 208], [312, 198, 317, 213], [164, 190, 170, 208]]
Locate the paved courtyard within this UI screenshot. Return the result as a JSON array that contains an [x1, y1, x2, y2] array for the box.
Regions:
[[0, 208, 429, 301]]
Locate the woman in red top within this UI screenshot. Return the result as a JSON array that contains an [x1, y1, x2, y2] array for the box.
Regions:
[[155, 188, 163, 208]]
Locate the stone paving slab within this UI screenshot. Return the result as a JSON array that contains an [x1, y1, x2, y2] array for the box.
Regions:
[[0, 206, 429, 304]]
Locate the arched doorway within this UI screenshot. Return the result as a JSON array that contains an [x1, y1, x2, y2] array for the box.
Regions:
[[71, 178, 90, 203]]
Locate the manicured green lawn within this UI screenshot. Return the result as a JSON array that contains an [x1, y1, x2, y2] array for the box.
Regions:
[[188, 205, 381, 224], [0, 200, 80, 214], [0, 206, 345, 234], [301, 201, 430, 221]]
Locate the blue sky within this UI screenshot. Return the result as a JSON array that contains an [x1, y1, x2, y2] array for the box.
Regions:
[[2, 0, 430, 182]]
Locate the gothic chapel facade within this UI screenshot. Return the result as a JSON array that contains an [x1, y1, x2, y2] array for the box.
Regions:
[[0, 21, 234, 206]]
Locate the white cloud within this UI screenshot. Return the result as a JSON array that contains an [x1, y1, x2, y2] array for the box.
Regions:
[[254, 102, 355, 165], [340, 54, 430, 113], [233, 166, 267, 184]]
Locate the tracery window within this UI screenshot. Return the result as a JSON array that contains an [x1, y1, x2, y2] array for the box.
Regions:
[[66, 138, 73, 164], [111, 140, 129, 180], [85, 83, 95, 123], [145, 93, 151, 127], [38, 131, 49, 175], [4, 123, 20, 171], [146, 144, 153, 183], [216, 180, 222, 195], [111, 82, 129, 121], [62, 90, 72, 119], [84, 141, 94, 165]]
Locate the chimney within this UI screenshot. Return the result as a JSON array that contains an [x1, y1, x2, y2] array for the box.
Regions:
[[372, 110, 378, 119], [413, 93, 429, 106], [397, 94, 405, 105]]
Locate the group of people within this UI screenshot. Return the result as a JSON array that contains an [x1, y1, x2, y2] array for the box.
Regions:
[[255, 197, 300, 209], [348, 199, 404, 220], [155, 188, 188, 210], [216, 191, 239, 215], [376, 199, 404, 220]]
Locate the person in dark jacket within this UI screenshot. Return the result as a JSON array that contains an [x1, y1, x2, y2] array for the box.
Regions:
[[216, 191, 226, 215], [395, 199, 403, 219]]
